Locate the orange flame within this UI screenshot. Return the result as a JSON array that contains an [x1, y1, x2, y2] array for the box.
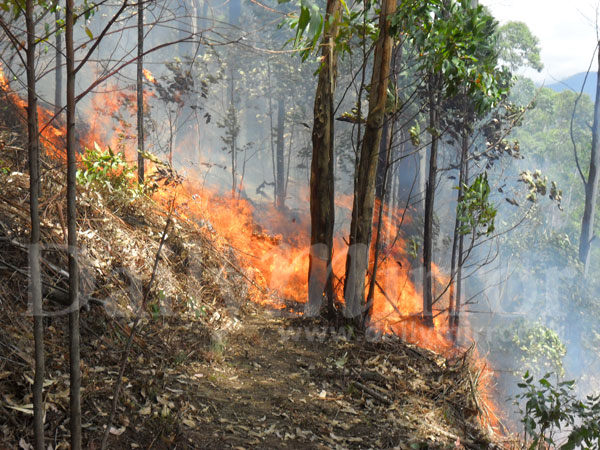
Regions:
[[143, 68, 156, 84]]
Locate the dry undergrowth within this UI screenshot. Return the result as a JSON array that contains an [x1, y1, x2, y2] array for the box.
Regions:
[[0, 99, 514, 449]]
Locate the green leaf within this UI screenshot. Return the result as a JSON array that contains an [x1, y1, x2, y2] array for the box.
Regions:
[[295, 6, 310, 45], [85, 26, 94, 40]]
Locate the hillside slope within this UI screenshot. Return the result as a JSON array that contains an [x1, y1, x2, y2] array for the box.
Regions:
[[0, 100, 509, 448], [546, 71, 598, 99]]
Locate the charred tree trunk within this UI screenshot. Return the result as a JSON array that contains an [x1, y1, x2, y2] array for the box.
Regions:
[[307, 0, 342, 318], [54, 4, 62, 116], [26, 2, 45, 448], [66, 0, 81, 446], [137, 0, 145, 182], [276, 95, 285, 210], [422, 74, 440, 328], [343, 0, 396, 321], [579, 43, 600, 274]]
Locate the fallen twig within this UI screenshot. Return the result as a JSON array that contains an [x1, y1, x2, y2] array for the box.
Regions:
[[352, 380, 392, 405]]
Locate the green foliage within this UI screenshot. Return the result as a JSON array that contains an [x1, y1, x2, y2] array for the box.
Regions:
[[1, 0, 96, 25], [279, 0, 374, 62], [512, 322, 566, 377], [514, 372, 600, 449], [496, 21, 543, 73], [76, 143, 140, 201], [457, 172, 496, 236], [217, 104, 241, 154], [393, 0, 510, 114]]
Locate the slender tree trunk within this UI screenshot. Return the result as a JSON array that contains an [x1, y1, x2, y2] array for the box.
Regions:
[[66, 0, 81, 446], [267, 62, 277, 207], [375, 116, 390, 202], [307, 0, 342, 318], [454, 158, 468, 339], [422, 75, 439, 327], [26, 2, 45, 448], [449, 128, 468, 340], [365, 117, 394, 325], [343, 0, 396, 321], [137, 0, 144, 182], [276, 95, 285, 210], [54, 4, 62, 116], [579, 43, 600, 274], [284, 124, 294, 202], [229, 73, 237, 197]]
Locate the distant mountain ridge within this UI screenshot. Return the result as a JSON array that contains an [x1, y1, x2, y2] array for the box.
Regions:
[[546, 72, 597, 99]]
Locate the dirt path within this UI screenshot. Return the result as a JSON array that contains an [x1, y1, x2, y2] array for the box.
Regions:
[[0, 300, 497, 449], [178, 309, 383, 449], [124, 305, 498, 450]]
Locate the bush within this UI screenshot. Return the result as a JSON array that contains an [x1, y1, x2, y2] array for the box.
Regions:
[[76, 143, 141, 201], [514, 372, 600, 449]]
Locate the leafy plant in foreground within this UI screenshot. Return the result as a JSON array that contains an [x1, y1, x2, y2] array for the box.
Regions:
[[514, 371, 600, 449], [76, 143, 141, 201]]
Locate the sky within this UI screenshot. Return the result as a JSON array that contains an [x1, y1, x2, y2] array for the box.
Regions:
[[482, 0, 599, 83]]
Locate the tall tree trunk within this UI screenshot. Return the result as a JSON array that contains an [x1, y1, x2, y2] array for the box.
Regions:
[[229, 72, 237, 197], [579, 43, 600, 274], [137, 0, 144, 182], [284, 124, 294, 203], [66, 0, 81, 446], [267, 62, 277, 207], [454, 158, 468, 339], [343, 0, 396, 321], [375, 116, 390, 202], [26, 2, 45, 448], [54, 4, 62, 116], [365, 117, 394, 325], [276, 95, 285, 210], [307, 0, 342, 318], [449, 128, 468, 340], [422, 75, 439, 327]]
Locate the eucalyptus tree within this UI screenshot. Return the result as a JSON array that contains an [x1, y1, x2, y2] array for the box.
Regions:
[[579, 47, 600, 274], [137, 0, 144, 182], [0, 2, 59, 446], [306, 0, 342, 317], [343, 0, 396, 323], [395, 0, 509, 327], [279, 0, 345, 316]]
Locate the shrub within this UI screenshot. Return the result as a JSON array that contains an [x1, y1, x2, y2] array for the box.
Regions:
[[514, 372, 600, 449], [76, 143, 141, 201]]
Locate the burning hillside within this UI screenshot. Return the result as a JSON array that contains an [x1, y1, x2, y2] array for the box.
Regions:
[[0, 63, 510, 447]]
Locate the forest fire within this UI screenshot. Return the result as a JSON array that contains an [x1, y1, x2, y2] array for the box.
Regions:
[[143, 68, 157, 84], [0, 66, 501, 434]]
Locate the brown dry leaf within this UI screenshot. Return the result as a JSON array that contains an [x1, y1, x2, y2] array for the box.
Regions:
[[182, 418, 195, 427], [18, 438, 32, 449], [6, 404, 33, 415], [329, 432, 344, 442], [109, 426, 126, 436]]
